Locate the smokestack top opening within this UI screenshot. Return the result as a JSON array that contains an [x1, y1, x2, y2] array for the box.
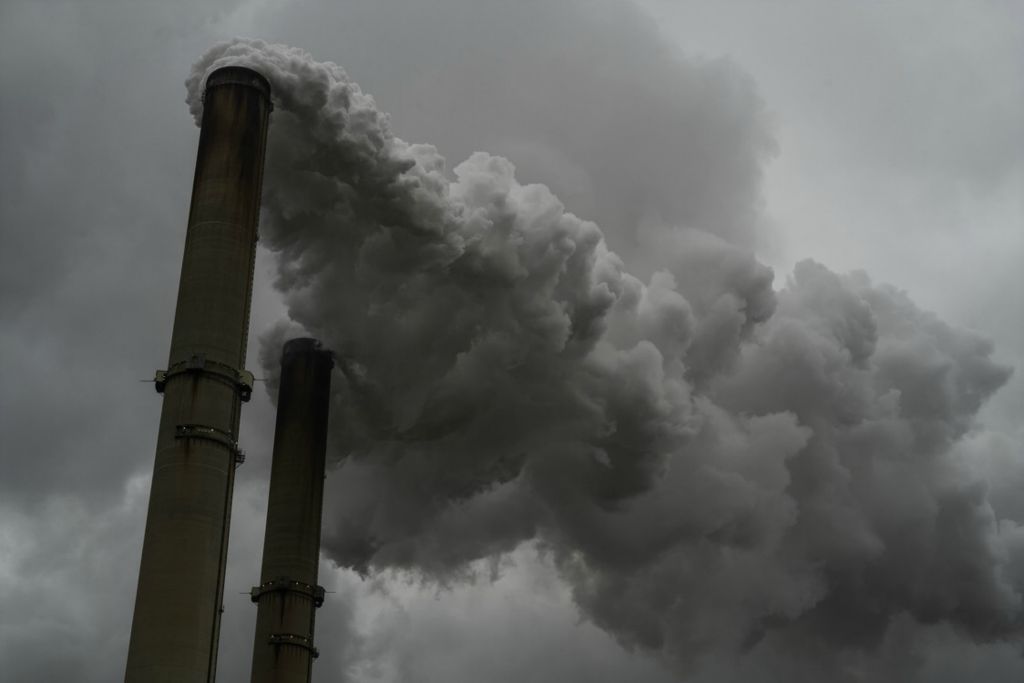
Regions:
[[205, 65, 271, 101], [283, 337, 334, 365]]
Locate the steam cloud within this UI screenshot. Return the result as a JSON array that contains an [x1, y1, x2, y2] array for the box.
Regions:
[[188, 40, 1022, 676]]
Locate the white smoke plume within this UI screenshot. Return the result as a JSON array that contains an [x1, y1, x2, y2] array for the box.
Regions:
[[188, 40, 1021, 677]]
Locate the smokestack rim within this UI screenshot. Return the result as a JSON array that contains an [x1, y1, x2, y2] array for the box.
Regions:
[[282, 337, 334, 366], [204, 65, 272, 101]]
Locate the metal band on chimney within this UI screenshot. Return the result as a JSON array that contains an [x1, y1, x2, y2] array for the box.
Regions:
[[250, 578, 326, 608], [267, 634, 319, 659], [174, 424, 246, 466], [155, 353, 255, 402]]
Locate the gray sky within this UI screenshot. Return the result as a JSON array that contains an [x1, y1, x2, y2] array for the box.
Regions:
[[0, 1, 1021, 681]]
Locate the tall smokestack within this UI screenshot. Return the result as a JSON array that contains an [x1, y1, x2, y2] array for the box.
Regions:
[[250, 338, 334, 683], [126, 66, 272, 683]]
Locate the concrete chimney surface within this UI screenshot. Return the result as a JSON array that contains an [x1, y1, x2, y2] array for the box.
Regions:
[[126, 66, 272, 683]]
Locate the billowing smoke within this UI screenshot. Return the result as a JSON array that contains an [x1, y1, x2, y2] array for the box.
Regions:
[[188, 40, 1021, 676]]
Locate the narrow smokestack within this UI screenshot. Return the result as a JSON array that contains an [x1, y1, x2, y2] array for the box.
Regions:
[[126, 66, 272, 683], [250, 338, 334, 683]]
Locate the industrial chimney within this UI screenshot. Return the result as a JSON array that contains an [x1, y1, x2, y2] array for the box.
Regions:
[[126, 66, 272, 683], [250, 338, 334, 683]]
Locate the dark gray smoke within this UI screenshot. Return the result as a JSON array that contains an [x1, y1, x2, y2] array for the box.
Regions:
[[188, 39, 1021, 677]]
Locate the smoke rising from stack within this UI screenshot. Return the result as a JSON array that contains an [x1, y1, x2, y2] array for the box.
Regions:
[[189, 39, 1021, 677]]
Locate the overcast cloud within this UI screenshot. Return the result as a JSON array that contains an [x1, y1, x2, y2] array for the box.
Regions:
[[1, 1, 1021, 682]]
